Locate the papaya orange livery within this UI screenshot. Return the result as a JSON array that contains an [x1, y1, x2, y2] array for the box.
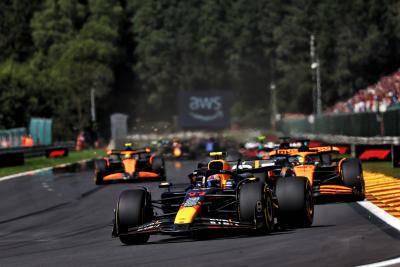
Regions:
[[94, 144, 165, 185], [269, 139, 365, 201]]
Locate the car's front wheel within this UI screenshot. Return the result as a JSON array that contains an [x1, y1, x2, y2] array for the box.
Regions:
[[116, 189, 152, 245], [276, 176, 314, 228]]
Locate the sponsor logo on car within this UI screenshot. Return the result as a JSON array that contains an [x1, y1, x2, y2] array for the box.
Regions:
[[209, 218, 239, 226]]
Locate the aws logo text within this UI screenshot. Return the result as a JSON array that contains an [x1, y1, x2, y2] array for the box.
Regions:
[[189, 97, 222, 111], [188, 96, 223, 121]]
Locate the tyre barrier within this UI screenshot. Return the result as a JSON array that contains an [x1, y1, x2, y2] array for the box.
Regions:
[[0, 152, 24, 167], [0, 142, 74, 168], [0, 142, 74, 158]]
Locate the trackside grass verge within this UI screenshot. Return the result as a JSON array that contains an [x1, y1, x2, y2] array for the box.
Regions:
[[363, 161, 400, 179], [0, 149, 105, 177]]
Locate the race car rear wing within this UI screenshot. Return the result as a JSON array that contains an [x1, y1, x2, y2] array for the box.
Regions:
[[229, 159, 277, 170], [269, 146, 340, 156], [107, 148, 152, 155], [268, 149, 299, 156], [309, 146, 340, 153]]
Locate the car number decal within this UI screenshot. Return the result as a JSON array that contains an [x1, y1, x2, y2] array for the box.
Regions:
[[183, 197, 200, 207]]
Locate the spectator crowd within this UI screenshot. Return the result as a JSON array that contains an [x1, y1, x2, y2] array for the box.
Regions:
[[328, 70, 400, 113]]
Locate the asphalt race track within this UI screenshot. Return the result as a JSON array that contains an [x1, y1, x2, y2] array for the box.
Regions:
[[0, 161, 399, 267]]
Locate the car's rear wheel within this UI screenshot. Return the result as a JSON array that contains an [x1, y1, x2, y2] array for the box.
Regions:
[[239, 182, 274, 233], [342, 158, 365, 200], [116, 189, 152, 245], [276, 176, 314, 228], [94, 159, 107, 185]]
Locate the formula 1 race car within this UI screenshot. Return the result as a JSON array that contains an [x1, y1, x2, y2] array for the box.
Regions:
[[269, 142, 365, 201], [94, 144, 165, 185], [239, 142, 273, 160], [112, 152, 314, 245], [156, 139, 197, 159], [239, 135, 275, 160]]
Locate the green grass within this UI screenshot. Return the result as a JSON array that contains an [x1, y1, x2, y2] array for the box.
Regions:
[[363, 161, 400, 179], [0, 149, 105, 177]]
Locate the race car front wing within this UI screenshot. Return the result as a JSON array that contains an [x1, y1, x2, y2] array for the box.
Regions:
[[113, 217, 256, 238], [103, 171, 165, 183]]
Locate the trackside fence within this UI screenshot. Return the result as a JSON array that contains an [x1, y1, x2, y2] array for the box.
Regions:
[[0, 128, 27, 147], [277, 109, 400, 137]]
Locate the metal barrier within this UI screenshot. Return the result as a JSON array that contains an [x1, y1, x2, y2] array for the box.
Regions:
[[277, 109, 400, 137], [0, 142, 75, 158]]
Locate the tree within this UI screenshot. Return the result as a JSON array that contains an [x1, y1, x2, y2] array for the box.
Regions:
[[30, 0, 122, 139], [0, 0, 40, 62]]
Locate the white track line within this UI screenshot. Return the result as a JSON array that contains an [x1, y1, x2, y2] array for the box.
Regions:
[[356, 256, 400, 267], [356, 201, 400, 267], [357, 200, 400, 232], [0, 167, 53, 182], [0, 159, 91, 183]]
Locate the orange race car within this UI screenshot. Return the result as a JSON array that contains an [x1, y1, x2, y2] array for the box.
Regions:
[[94, 144, 165, 185], [269, 141, 365, 201]]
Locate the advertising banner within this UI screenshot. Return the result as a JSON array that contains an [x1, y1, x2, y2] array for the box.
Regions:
[[355, 144, 392, 161], [178, 91, 232, 129]]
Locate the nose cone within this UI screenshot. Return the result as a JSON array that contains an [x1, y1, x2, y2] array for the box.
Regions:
[[174, 206, 199, 224], [123, 158, 136, 175]]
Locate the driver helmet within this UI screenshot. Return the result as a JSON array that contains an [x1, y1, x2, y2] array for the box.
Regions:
[[206, 174, 221, 188], [291, 155, 304, 165]]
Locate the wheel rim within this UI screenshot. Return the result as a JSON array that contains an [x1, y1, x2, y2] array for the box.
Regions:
[[264, 196, 273, 224], [305, 190, 313, 219]]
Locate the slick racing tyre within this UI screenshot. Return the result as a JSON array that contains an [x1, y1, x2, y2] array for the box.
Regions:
[[151, 157, 165, 177], [94, 159, 107, 185], [116, 189, 153, 245], [341, 158, 365, 200], [276, 176, 314, 228], [239, 182, 274, 234]]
